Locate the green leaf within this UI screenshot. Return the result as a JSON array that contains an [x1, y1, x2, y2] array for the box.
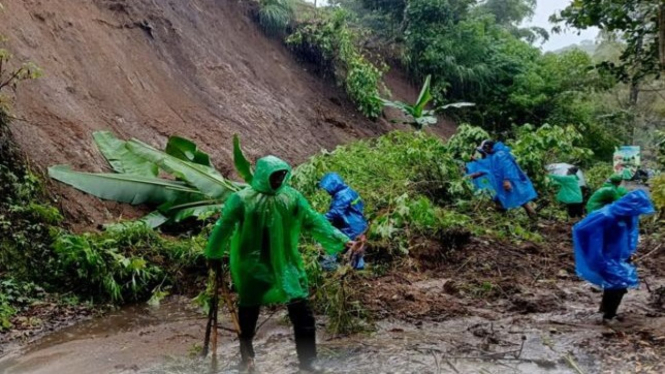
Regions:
[[48, 165, 205, 205], [413, 75, 433, 117], [165, 136, 213, 167], [138, 211, 170, 228], [125, 139, 243, 199], [233, 134, 253, 184], [378, 97, 412, 112], [93, 131, 158, 177], [170, 203, 222, 223]]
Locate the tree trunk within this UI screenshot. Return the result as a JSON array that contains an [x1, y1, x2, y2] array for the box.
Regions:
[[659, 3, 665, 70]]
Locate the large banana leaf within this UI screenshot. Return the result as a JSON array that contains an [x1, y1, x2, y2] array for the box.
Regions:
[[165, 136, 213, 167], [233, 134, 253, 184], [413, 75, 433, 118], [49, 165, 205, 205], [126, 139, 243, 199], [93, 131, 158, 177]]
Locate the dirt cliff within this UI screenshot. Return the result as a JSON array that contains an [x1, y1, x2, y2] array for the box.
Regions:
[[0, 0, 448, 227]]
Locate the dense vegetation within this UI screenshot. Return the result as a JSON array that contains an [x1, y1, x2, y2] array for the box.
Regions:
[[255, 0, 665, 164], [2, 0, 665, 337]]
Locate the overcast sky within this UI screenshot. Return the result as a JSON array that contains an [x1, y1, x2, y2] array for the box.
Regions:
[[303, 0, 599, 51], [525, 0, 599, 51]]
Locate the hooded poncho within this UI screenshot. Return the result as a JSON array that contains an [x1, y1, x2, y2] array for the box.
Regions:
[[573, 190, 655, 290], [319, 173, 368, 240], [205, 156, 349, 306]]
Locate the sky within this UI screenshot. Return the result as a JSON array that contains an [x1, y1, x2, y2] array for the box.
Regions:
[[303, 0, 599, 52], [525, 0, 600, 51]]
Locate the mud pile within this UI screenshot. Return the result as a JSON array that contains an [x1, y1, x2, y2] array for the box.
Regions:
[[0, 0, 438, 227]]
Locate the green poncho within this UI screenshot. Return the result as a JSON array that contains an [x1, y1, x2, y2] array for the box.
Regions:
[[205, 156, 349, 306], [548, 174, 583, 204], [586, 181, 629, 213]]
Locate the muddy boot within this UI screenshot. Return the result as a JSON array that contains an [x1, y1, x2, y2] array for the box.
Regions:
[[238, 305, 260, 372], [601, 288, 627, 321], [287, 299, 318, 372]]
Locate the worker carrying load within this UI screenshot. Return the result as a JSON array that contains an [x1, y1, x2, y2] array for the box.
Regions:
[[205, 156, 355, 373], [318, 173, 369, 271], [467, 140, 538, 218], [548, 166, 584, 218], [573, 190, 655, 323], [586, 174, 629, 213]]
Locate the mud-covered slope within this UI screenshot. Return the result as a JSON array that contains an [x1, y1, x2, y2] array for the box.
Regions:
[[0, 0, 436, 226]]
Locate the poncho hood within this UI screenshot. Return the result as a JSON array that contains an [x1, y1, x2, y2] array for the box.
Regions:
[[251, 156, 292, 195], [320, 173, 346, 194]]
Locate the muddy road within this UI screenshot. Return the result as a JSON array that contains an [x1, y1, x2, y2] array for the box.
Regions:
[[2, 271, 665, 374]]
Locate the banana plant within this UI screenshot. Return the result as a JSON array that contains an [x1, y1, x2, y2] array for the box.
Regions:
[[49, 132, 254, 228], [378, 75, 474, 130]]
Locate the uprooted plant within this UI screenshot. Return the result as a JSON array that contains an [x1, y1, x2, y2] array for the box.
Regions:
[[49, 132, 254, 228]]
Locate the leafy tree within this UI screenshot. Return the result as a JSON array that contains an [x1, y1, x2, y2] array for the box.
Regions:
[[475, 0, 548, 43], [0, 37, 42, 113], [551, 0, 663, 94]]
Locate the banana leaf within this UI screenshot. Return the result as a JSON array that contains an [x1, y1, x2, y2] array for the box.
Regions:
[[233, 134, 253, 184], [413, 75, 433, 118], [165, 136, 213, 167], [139, 211, 170, 228], [126, 139, 243, 199], [93, 131, 158, 177], [49, 165, 205, 205]]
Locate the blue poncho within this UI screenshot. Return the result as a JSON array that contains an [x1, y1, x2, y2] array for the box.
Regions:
[[573, 190, 655, 290], [466, 142, 537, 209], [466, 158, 497, 197], [319, 173, 368, 240]]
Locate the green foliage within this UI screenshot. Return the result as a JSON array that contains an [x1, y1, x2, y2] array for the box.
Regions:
[[657, 130, 665, 167], [552, 1, 662, 84], [585, 163, 614, 191], [379, 75, 437, 130], [445, 123, 490, 160], [287, 9, 385, 118], [0, 278, 45, 331], [233, 134, 254, 183], [0, 37, 42, 112], [652, 174, 665, 217], [510, 124, 594, 191], [50, 132, 247, 228], [52, 222, 204, 303], [258, 0, 295, 35]]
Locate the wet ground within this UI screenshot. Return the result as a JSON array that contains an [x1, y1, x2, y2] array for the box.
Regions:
[[2, 275, 664, 374]]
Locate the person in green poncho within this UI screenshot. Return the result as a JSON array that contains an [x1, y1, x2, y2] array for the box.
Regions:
[[586, 174, 629, 213], [548, 166, 584, 218], [205, 156, 353, 374]]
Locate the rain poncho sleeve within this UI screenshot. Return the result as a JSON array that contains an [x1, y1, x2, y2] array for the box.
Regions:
[[466, 159, 496, 197], [205, 194, 242, 260], [573, 190, 655, 290], [204, 156, 349, 306], [487, 143, 537, 209], [300, 193, 351, 255], [548, 174, 583, 204]]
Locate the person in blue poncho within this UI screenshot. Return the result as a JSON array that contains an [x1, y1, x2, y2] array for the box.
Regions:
[[573, 190, 655, 322], [319, 173, 369, 270], [468, 140, 538, 218]]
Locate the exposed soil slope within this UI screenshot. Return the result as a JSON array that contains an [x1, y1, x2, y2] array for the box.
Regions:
[[0, 0, 438, 227]]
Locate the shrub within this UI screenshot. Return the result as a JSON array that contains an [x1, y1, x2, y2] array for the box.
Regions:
[[287, 9, 385, 118], [258, 0, 295, 35]]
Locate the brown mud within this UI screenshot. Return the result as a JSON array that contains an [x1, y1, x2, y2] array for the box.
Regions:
[[0, 0, 443, 230], [2, 221, 664, 374]]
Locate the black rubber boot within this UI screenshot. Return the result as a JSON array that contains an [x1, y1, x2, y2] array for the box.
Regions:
[[601, 288, 627, 320], [238, 305, 261, 366], [287, 299, 318, 370]]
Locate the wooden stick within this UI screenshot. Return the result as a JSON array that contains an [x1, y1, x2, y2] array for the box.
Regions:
[[211, 270, 221, 369], [635, 244, 664, 263]]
